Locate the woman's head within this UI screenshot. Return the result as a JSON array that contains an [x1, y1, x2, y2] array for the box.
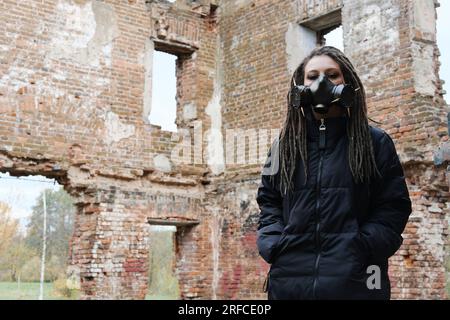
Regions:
[[276, 46, 381, 195], [302, 54, 347, 118]]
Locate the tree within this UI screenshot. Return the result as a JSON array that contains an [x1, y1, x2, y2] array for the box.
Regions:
[[0, 202, 35, 281], [24, 188, 76, 274], [3, 236, 35, 281], [0, 202, 20, 279], [0, 202, 18, 255]]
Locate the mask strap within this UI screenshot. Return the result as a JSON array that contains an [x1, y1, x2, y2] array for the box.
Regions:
[[346, 87, 360, 117]]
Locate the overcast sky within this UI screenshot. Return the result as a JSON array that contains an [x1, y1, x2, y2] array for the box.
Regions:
[[0, 173, 60, 231], [437, 1, 449, 101], [1, 4, 449, 227]]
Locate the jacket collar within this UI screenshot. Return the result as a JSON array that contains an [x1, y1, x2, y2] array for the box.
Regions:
[[305, 109, 348, 146]]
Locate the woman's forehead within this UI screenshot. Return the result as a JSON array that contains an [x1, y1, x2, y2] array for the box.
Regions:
[[305, 55, 341, 73]]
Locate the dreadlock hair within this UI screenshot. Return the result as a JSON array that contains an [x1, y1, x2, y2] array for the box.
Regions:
[[274, 45, 382, 197]]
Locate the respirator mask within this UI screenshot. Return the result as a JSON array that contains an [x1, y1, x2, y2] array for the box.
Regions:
[[289, 74, 357, 115]]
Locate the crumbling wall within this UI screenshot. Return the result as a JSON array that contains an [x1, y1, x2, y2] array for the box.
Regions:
[[0, 0, 447, 300], [217, 0, 448, 299], [0, 0, 217, 299]]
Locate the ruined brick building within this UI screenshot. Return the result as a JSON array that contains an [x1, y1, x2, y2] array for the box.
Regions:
[[0, 0, 448, 299]]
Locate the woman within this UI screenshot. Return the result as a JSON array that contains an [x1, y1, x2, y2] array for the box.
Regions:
[[256, 46, 412, 300]]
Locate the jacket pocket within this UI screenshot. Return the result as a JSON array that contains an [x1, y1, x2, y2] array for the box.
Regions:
[[257, 221, 284, 264], [349, 232, 369, 275], [269, 231, 288, 263]]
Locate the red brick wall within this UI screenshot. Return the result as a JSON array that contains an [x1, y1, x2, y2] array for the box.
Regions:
[[0, 0, 216, 299], [0, 0, 447, 299]]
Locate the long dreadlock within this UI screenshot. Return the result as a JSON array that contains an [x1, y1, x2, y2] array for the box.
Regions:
[[274, 46, 381, 196]]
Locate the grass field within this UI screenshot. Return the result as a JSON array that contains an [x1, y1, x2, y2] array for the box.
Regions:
[[0, 282, 73, 300], [145, 293, 179, 300], [0, 282, 178, 300]]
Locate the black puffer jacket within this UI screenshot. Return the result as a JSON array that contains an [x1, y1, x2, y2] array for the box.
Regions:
[[256, 114, 412, 300]]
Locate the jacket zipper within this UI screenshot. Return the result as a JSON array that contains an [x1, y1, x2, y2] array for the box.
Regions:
[[312, 118, 326, 299]]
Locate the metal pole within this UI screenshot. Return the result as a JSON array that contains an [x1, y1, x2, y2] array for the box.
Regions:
[[38, 189, 47, 300]]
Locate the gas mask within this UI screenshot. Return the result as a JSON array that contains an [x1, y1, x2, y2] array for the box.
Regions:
[[289, 74, 356, 115]]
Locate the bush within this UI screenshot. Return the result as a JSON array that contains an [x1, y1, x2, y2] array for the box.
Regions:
[[0, 270, 10, 282], [19, 255, 66, 282], [52, 277, 79, 299], [19, 256, 40, 282]]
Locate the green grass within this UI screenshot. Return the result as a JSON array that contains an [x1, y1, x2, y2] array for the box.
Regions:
[[145, 293, 178, 300], [0, 282, 73, 300]]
